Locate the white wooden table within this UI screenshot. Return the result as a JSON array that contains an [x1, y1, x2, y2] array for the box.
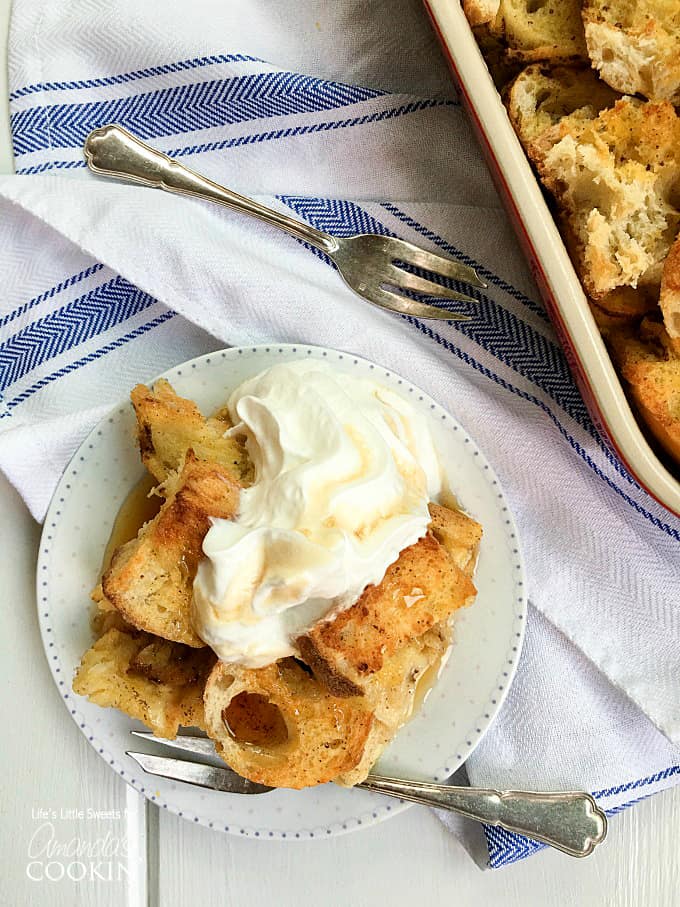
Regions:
[[1, 3, 679, 903]]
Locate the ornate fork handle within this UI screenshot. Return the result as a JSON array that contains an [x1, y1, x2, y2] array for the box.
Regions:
[[84, 124, 337, 254], [359, 776, 607, 858]]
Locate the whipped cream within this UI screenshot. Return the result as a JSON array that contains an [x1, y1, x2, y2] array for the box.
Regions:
[[192, 360, 441, 667]]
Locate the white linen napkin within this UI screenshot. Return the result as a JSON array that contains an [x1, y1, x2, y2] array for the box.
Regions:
[[1, 0, 678, 868]]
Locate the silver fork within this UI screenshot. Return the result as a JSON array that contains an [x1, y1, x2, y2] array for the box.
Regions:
[[127, 731, 607, 858], [83, 124, 486, 321]]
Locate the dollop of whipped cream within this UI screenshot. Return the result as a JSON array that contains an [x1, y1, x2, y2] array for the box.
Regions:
[[192, 360, 441, 667]]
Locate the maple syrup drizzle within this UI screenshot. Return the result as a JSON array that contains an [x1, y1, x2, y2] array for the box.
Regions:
[[412, 649, 449, 716], [100, 474, 162, 573], [222, 694, 289, 747]]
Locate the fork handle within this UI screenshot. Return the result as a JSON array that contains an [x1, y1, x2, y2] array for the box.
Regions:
[[358, 776, 607, 858], [84, 124, 337, 254]]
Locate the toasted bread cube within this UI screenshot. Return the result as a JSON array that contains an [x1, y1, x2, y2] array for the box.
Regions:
[[102, 451, 240, 647], [608, 322, 680, 461], [497, 0, 587, 63], [538, 98, 680, 299], [297, 532, 476, 698], [463, 0, 500, 28], [131, 379, 253, 486], [73, 628, 215, 737], [505, 64, 618, 160], [583, 1, 680, 103], [660, 233, 680, 344], [203, 658, 374, 789]]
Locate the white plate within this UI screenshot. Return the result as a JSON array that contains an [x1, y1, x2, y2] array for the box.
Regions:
[[37, 343, 526, 839]]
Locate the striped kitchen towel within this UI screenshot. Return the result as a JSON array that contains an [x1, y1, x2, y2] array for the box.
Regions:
[[1, 0, 678, 868]]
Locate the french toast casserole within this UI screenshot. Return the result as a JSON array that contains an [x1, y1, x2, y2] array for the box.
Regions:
[[463, 0, 680, 465], [73, 368, 482, 789]]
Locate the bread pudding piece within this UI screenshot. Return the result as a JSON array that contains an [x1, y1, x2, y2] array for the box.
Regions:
[[202, 626, 452, 790], [538, 98, 680, 299], [494, 0, 587, 63], [102, 450, 240, 646], [91, 594, 133, 637], [131, 379, 253, 486], [505, 64, 619, 161], [296, 530, 477, 700], [608, 319, 680, 460], [582, 0, 680, 103], [660, 233, 680, 347], [463, 0, 499, 28], [202, 504, 481, 789], [203, 658, 375, 789], [589, 286, 661, 321], [464, 0, 587, 74], [73, 627, 216, 737], [428, 502, 484, 575], [334, 621, 454, 786], [334, 507, 482, 784]]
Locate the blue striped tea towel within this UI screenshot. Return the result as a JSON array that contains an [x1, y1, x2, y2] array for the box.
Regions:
[[0, 0, 678, 868]]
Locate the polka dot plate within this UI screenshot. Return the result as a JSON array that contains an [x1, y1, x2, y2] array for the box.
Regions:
[[37, 344, 526, 839]]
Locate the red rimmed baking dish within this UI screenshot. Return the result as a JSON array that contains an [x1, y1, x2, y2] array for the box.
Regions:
[[423, 0, 680, 517]]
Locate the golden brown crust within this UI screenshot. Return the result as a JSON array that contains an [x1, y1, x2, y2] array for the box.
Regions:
[[463, 0, 499, 29], [660, 233, 680, 342], [537, 98, 680, 300], [497, 0, 587, 63], [297, 530, 476, 694], [102, 450, 240, 646], [582, 1, 680, 103], [428, 503, 483, 576], [203, 659, 374, 789], [607, 322, 680, 461], [593, 286, 659, 320], [295, 636, 364, 698], [505, 63, 618, 158], [73, 628, 215, 738], [131, 379, 253, 486]]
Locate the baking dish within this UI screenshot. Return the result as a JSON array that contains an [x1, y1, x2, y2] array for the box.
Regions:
[[423, 0, 680, 517]]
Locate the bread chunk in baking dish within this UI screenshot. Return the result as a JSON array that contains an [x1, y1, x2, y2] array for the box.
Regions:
[[583, 1, 680, 103], [102, 450, 240, 647], [608, 319, 680, 461], [538, 98, 680, 299], [463, 0, 499, 28], [505, 64, 619, 161], [131, 379, 253, 486], [660, 232, 680, 346], [463, 0, 588, 70], [495, 0, 587, 63]]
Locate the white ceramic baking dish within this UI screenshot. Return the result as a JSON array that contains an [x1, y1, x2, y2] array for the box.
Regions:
[[423, 0, 680, 517]]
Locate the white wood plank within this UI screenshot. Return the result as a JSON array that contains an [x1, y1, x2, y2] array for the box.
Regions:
[[0, 475, 149, 906], [158, 776, 680, 906]]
